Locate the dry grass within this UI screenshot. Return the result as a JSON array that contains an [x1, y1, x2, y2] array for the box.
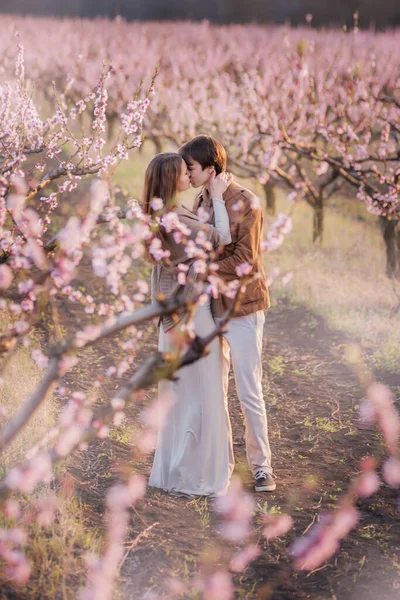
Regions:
[[0, 331, 100, 599], [266, 191, 400, 374], [0, 342, 56, 471], [0, 493, 100, 600]]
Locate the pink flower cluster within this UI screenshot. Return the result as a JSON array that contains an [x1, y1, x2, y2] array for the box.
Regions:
[[290, 505, 360, 570], [261, 213, 293, 253], [0, 526, 31, 585], [214, 475, 255, 542], [79, 475, 146, 600], [137, 392, 175, 454]]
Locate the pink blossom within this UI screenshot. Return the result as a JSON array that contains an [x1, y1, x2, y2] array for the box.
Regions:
[[111, 397, 125, 410], [56, 425, 84, 457], [232, 199, 244, 213], [25, 239, 49, 270], [293, 534, 339, 571], [136, 279, 149, 294], [0, 264, 13, 289], [5, 453, 53, 493], [148, 237, 170, 261], [193, 259, 207, 274], [3, 551, 31, 585], [197, 207, 210, 222], [58, 355, 79, 374], [359, 400, 376, 426], [173, 231, 183, 244], [262, 514, 293, 541], [6, 193, 25, 222], [281, 272, 293, 286], [140, 393, 174, 431], [329, 506, 360, 539], [366, 383, 399, 452], [97, 425, 110, 439], [75, 325, 102, 348], [150, 197, 163, 211], [137, 393, 174, 454], [58, 217, 83, 252], [18, 279, 34, 295], [249, 195, 261, 210], [167, 577, 187, 595], [31, 348, 49, 369], [3, 499, 21, 520], [356, 470, 380, 498], [235, 262, 252, 277], [80, 475, 146, 598], [35, 492, 59, 527], [229, 544, 260, 572], [214, 476, 255, 542], [4, 528, 27, 546], [204, 570, 234, 600], [316, 161, 328, 175], [113, 412, 126, 427], [382, 457, 400, 488], [367, 382, 394, 409], [177, 271, 186, 285], [291, 507, 360, 571]]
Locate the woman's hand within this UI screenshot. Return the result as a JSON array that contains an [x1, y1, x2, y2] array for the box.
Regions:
[[209, 171, 233, 199]]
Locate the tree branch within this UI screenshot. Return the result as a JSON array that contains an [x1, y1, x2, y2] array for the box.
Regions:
[[0, 288, 187, 453]]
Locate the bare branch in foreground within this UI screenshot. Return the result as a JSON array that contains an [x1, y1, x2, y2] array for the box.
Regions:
[[0, 288, 187, 453]]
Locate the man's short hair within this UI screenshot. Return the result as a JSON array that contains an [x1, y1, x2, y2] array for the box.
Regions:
[[179, 135, 227, 175]]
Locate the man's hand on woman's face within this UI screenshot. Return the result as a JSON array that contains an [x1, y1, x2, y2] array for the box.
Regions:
[[209, 171, 233, 199]]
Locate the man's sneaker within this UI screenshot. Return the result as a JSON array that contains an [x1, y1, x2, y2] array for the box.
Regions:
[[254, 470, 276, 492]]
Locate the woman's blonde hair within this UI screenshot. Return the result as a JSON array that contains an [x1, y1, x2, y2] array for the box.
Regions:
[[142, 152, 184, 216]]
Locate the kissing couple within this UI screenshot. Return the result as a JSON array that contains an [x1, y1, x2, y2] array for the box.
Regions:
[[143, 135, 275, 497]]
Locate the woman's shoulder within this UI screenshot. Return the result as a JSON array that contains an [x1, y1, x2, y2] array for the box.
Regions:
[[177, 205, 199, 219], [177, 205, 204, 226]]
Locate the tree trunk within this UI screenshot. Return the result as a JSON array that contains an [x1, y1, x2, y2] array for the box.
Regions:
[[312, 204, 324, 244], [380, 218, 400, 278], [153, 136, 162, 154], [263, 182, 276, 215]]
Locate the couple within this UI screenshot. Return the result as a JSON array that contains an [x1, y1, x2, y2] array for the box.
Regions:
[[144, 135, 275, 496]]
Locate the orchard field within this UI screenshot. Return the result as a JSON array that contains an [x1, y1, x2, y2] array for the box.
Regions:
[[0, 15, 400, 600]]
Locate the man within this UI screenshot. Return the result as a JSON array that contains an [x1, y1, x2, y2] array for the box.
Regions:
[[179, 135, 276, 492]]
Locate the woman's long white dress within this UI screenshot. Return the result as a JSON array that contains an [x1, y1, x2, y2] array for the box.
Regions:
[[149, 200, 234, 497]]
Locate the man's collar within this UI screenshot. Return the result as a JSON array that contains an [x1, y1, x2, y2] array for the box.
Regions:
[[197, 186, 211, 205], [198, 180, 237, 202]]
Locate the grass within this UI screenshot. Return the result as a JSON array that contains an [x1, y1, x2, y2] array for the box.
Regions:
[[264, 189, 400, 374], [1, 494, 100, 600], [268, 355, 286, 377], [0, 333, 100, 598], [0, 343, 56, 471]]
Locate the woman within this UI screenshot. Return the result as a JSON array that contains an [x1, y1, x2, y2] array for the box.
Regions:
[[143, 152, 234, 497]]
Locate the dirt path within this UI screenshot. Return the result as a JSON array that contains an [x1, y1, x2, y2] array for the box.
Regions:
[[55, 288, 400, 599]]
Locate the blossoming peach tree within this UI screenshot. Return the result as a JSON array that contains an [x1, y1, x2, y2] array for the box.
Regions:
[[0, 36, 399, 600], [1, 18, 400, 269]]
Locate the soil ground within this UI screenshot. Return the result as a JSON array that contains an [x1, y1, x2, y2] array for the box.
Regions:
[[57, 286, 400, 599]]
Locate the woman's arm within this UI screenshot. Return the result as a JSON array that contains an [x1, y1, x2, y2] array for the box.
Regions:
[[207, 172, 233, 246], [212, 197, 231, 245]]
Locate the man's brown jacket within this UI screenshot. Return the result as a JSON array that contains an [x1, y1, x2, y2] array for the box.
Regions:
[[194, 181, 270, 318]]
